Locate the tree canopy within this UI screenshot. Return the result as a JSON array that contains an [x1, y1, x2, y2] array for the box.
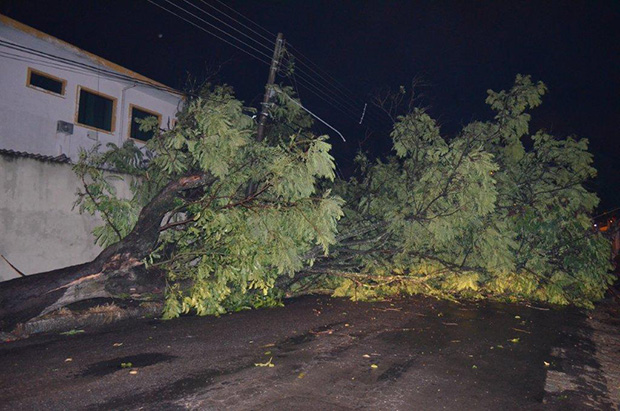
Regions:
[[73, 76, 611, 319], [74, 85, 343, 317], [319, 75, 612, 307]]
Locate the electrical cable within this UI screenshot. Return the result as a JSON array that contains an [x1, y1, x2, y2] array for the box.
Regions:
[[208, 0, 277, 41], [285, 47, 390, 127], [147, 0, 272, 66], [276, 88, 346, 142], [178, 0, 275, 54], [280, 56, 371, 120], [152, 0, 390, 130], [287, 43, 364, 106], [0, 51, 114, 78], [193, 0, 375, 125], [281, 59, 302, 101], [0, 39, 185, 96], [282, 52, 389, 128], [166, 1, 377, 127], [149, 0, 393, 133], [284, 71, 368, 126], [593, 207, 620, 219], [192, 0, 276, 47], [158, 0, 274, 61], [280, 61, 387, 130]]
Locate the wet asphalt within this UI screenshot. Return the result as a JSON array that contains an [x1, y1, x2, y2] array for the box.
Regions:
[[0, 295, 616, 410]]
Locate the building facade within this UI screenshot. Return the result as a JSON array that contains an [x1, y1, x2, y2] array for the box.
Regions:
[[0, 14, 183, 160], [0, 15, 184, 281]]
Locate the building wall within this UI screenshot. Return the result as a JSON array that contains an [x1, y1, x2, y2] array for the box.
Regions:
[[0, 16, 182, 160], [0, 154, 133, 282]]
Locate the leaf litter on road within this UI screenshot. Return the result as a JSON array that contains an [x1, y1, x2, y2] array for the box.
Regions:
[[60, 329, 84, 336], [255, 357, 275, 367]]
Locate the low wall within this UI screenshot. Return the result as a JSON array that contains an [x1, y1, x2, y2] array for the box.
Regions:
[[0, 152, 131, 281]]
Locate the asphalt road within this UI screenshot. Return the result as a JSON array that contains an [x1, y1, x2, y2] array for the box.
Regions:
[[0, 295, 617, 410]]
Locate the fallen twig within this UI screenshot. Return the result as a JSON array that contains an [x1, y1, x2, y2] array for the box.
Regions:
[[0, 254, 26, 277], [526, 304, 550, 311]]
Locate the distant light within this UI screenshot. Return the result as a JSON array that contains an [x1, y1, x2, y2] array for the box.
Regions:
[[158, 34, 163, 39]]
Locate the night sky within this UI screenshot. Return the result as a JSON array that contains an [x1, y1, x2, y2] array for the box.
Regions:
[[2, 0, 618, 211]]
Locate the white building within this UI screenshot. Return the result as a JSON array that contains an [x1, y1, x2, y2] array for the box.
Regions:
[[0, 15, 185, 281], [0, 14, 184, 160]]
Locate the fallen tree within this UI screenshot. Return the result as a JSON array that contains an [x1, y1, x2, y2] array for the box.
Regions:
[[0, 86, 343, 330], [293, 75, 613, 306], [0, 171, 220, 330], [0, 77, 613, 332]]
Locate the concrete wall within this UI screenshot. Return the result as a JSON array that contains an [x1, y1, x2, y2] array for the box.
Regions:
[[0, 15, 182, 161], [0, 154, 132, 282]]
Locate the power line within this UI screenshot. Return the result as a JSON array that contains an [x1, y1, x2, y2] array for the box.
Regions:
[[159, 1, 376, 127], [292, 70, 386, 129], [160, 0, 274, 61], [178, 0, 274, 54], [0, 40, 169, 89], [0, 51, 110, 78], [278, 58, 368, 120], [287, 43, 364, 107], [150, 4, 366, 127], [149, 0, 391, 131], [147, 0, 271, 66], [1, 37, 367, 140], [286, 45, 386, 121], [0, 39, 185, 96], [281, 57, 368, 119], [280, 60, 387, 130], [276, 88, 346, 142], [196, 0, 276, 45], [208, 0, 276, 41], [593, 207, 620, 219], [284, 71, 368, 126], [285, 61, 303, 101], [282, 50, 389, 128]]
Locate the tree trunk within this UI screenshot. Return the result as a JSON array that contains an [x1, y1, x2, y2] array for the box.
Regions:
[[0, 173, 214, 332]]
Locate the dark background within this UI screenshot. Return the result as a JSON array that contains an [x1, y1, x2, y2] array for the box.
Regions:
[[1, 0, 618, 212]]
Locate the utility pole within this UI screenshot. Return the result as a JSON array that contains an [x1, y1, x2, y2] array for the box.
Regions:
[[256, 32, 284, 142], [246, 33, 284, 198]]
